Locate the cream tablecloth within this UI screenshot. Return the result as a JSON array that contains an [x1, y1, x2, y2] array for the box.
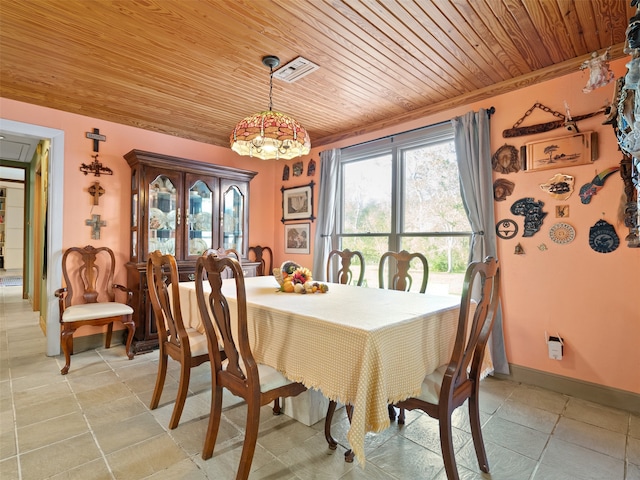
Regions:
[[177, 276, 485, 465]]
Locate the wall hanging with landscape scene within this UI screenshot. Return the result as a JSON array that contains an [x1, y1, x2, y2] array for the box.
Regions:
[[523, 132, 597, 172]]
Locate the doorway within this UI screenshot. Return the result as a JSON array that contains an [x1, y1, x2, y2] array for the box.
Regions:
[[0, 119, 64, 356]]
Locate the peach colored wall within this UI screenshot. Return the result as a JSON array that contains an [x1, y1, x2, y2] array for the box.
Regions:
[[1, 98, 287, 336], [2, 58, 638, 393], [316, 58, 639, 395]]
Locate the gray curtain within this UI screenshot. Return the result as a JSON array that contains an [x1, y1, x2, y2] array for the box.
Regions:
[[312, 149, 340, 281], [452, 109, 509, 375]]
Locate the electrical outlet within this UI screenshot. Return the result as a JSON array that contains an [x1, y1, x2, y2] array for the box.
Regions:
[[548, 336, 563, 360]]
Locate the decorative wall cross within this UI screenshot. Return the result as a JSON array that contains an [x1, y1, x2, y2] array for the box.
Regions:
[[85, 214, 106, 239], [85, 128, 106, 152], [80, 154, 113, 177], [88, 181, 105, 205]]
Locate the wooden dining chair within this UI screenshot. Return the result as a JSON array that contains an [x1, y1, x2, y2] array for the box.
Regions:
[[378, 249, 429, 293], [146, 250, 216, 429], [248, 245, 273, 276], [195, 253, 307, 478], [55, 245, 135, 375], [394, 256, 500, 480], [379, 249, 429, 422], [326, 248, 365, 286], [323, 248, 365, 454]]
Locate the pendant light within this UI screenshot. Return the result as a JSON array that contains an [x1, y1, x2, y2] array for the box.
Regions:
[[230, 55, 310, 160]]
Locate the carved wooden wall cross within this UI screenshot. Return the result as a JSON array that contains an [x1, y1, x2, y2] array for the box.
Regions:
[[88, 181, 105, 205]]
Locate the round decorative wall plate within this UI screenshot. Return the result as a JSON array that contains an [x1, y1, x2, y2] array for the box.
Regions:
[[496, 219, 518, 239], [549, 222, 575, 244]]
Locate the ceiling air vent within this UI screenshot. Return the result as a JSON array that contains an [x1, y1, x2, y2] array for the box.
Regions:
[[272, 56, 319, 83]]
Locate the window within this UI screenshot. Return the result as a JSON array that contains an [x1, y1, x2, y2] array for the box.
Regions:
[[336, 123, 471, 295]]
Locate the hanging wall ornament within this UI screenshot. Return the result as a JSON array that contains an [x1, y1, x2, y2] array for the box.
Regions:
[[510, 197, 547, 237], [579, 47, 614, 93], [589, 219, 619, 253], [578, 166, 620, 204], [514, 243, 525, 255], [549, 222, 576, 245], [282, 165, 290, 181], [539, 173, 574, 200], [493, 178, 515, 201], [307, 158, 316, 176], [491, 144, 520, 173], [495, 219, 518, 239]]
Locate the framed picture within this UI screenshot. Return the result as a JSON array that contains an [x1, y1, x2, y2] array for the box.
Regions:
[[524, 132, 597, 172], [284, 223, 310, 254], [282, 181, 315, 222]]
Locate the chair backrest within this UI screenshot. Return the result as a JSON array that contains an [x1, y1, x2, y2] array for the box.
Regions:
[[326, 249, 365, 286], [60, 245, 118, 307], [248, 245, 273, 276], [378, 250, 429, 293], [195, 253, 256, 390], [146, 250, 190, 353], [443, 257, 500, 401], [202, 248, 240, 278]]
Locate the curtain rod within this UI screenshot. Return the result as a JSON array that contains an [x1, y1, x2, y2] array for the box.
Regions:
[[341, 106, 496, 151]]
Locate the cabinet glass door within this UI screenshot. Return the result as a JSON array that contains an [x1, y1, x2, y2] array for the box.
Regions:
[[222, 185, 244, 253], [148, 175, 177, 255], [188, 180, 213, 256]]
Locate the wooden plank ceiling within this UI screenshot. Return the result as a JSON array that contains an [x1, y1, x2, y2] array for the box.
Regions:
[[0, 0, 635, 148]]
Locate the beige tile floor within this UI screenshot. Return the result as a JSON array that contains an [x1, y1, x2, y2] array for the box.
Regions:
[[1, 283, 639, 480]]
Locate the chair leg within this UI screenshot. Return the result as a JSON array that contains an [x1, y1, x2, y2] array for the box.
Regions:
[[105, 322, 113, 349], [388, 404, 396, 421], [324, 400, 338, 449], [202, 384, 223, 460], [398, 407, 405, 424], [469, 393, 490, 473], [168, 361, 191, 429], [439, 414, 459, 480], [237, 399, 261, 480], [149, 349, 168, 410], [272, 398, 281, 415], [60, 328, 73, 375], [123, 317, 135, 360]]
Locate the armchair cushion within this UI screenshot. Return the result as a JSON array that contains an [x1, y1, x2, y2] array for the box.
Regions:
[[62, 302, 134, 323]]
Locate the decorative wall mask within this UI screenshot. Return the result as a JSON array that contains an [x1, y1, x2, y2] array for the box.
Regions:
[[491, 144, 520, 173], [539, 173, 574, 200], [578, 166, 620, 204], [510, 197, 547, 237], [493, 178, 515, 201], [293, 161, 303, 176], [282, 165, 290, 181], [307, 158, 316, 176], [495, 219, 518, 239], [589, 219, 619, 253]]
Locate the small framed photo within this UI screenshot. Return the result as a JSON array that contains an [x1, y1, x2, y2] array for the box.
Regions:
[[524, 132, 597, 172], [282, 181, 315, 222], [284, 223, 310, 254]]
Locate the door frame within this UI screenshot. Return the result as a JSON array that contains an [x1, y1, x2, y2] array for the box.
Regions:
[[0, 119, 64, 356]]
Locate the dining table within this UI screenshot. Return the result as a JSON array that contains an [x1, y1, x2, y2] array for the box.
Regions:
[[177, 275, 490, 465]]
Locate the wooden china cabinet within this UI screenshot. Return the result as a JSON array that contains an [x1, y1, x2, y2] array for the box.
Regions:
[[124, 149, 259, 353]]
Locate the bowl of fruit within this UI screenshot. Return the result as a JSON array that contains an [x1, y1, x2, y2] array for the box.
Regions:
[[273, 261, 329, 294]]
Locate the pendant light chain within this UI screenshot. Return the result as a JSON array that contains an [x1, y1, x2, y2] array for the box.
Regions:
[[268, 65, 274, 112]]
